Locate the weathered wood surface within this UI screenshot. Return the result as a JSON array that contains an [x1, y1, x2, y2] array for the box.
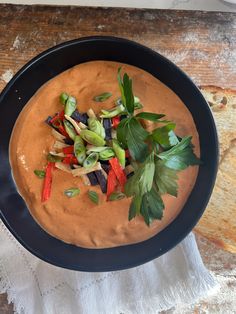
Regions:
[[0, 4, 235, 313]]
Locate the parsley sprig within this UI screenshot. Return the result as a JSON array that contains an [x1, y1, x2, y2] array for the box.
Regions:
[[116, 68, 200, 226]]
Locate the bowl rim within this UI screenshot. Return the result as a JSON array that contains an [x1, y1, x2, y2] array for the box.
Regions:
[[0, 36, 219, 271]]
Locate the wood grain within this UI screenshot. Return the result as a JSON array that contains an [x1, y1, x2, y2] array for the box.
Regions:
[[0, 4, 236, 314]]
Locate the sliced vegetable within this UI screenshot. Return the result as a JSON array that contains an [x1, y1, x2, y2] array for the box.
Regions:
[[34, 170, 45, 178], [63, 138, 74, 145], [109, 192, 126, 201], [41, 162, 54, 202], [87, 172, 99, 186], [112, 139, 125, 168], [64, 187, 80, 198], [78, 122, 87, 129], [64, 114, 81, 134], [88, 190, 99, 204], [112, 116, 120, 128], [63, 119, 77, 141], [100, 105, 124, 118], [71, 110, 88, 124], [103, 118, 112, 140], [109, 157, 127, 188], [50, 110, 65, 124], [62, 146, 74, 154], [101, 163, 110, 174], [71, 162, 102, 176], [88, 117, 106, 139], [106, 168, 117, 199], [74, 135, 86, 165], [83, 152, 99, 169], [80, 129, 105, 146], [87, 108, 96, 118], [63, 156, 78, 164], [47, 153, 63, 163], [60, 92, 69, 105], [86, 146, 107, 154], [51, 128, 66, 141], [93, 92, 112, 102], [99, 148, 115, 160], [94, 170, 107, 193], [65, 95, 77, 117], [53, 141, 69, 150], [55, 162, 72, 173]]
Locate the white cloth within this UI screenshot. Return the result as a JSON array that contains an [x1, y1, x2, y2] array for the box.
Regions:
[[0, 219, 217, 314]]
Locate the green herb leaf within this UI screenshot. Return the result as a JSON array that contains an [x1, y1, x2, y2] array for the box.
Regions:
[[136, 112, 165, 121], [141, 187, 164, 226], [93, 92, 112, 102], [65, 96, 77, 117], [46, 153, 63, 163], [116, 117, 130, 148], [152, 123, 179, 148], [128, 195, 142, 220], [109, 192, 126, 201], [126, 117, 149, 162], [34, 170, 45, 178], [64, 188, 80, 198], [158, 136, 201, 170], [117, 68, 134, 115], [155, 160, 178, 197], [88, 190, 99, 204]]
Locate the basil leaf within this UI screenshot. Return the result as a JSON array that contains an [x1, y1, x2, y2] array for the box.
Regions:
[[34, 170, 45, 178], [158, 136, 201, 170], [136, 112, 165, 121], [117, 68, 134, 115], [109, 192, 126, 201], [93, 92, 112, 102], [88, 190, 99, 204], [64, 188, 80, 198], [141, 188, 164, 226], [152, 123, 179, 148], [126, 118, 149, 162], [155, 160, 178, 197], [116, 117, 130, 148], [128, 195, 142, 220]]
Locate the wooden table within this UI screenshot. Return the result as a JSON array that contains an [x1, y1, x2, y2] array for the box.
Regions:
[[0, 4, 236, 313]]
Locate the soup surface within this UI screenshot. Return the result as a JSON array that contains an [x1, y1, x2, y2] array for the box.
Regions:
[[10, 61, 200, 248]]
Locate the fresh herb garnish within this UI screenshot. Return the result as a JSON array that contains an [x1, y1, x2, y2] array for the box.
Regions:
[[109, 192, 126, 201], [116, 69, 200, 225], [46, 153, 63, 163], [88, 190, 99, 204], [34, 170, 45, 178], [64, 188, 80, 198], [93, 92, 112, 102]]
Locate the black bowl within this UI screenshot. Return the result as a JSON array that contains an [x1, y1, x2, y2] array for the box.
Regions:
[[0, 36, 218, 271]]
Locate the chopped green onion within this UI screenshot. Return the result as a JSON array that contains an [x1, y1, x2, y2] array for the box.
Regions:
[[88, 117, 105, 139], [93, 92, 112, 102], [99, 147, 115, 160], [86, 146, 107, 154], [60, 92, 69, 105], [88, 190, 99, 204], [65, 96, 77, 117], [74, 135, 86, 164], [63, 119, 77, 141], [100, 105, 125, 118], [83, 152, 99, 168], [80, 129, 106, 146], [34, 170, 45, 178], [109, 192, 126, 201], [112, 139, 126, 168], [47, 153, 63, 163], [64, 187, 80, 198]]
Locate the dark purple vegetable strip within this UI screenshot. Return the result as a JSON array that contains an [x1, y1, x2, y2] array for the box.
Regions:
[[127, 172, 134, 179], [45, 116, 59, 131], [71, 110, 88, 124], [103, 118, 112, 140], [101, 163, 110, 174], [87, 172, 99, 186], [64, 138, 74, 145], [95, 170, 107, 193]]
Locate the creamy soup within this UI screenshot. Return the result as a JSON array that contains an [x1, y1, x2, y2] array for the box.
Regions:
[[10, 61, 199, 248]]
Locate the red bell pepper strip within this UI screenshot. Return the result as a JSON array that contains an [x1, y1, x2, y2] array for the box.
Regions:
[[58, 124, 69, 138], [112, 116, 120, 129], [62, 156, 78, 165], [109, 157, 127, 189], [106, 168, 117, 200], [62, 146, 74, 154], [50, 110, 65, 124], [41, 162, 54, 202]]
